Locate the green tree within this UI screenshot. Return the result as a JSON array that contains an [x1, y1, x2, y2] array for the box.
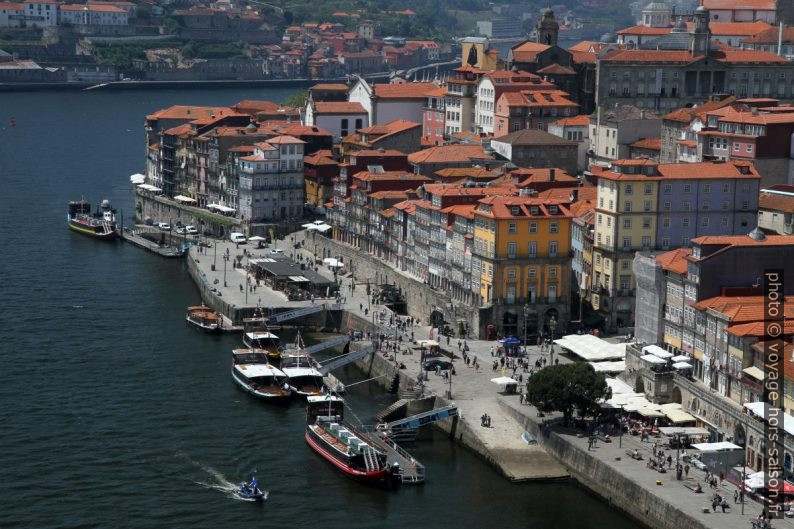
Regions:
[[134, 5, 151, 19], [525, 363, 609, 423], [282, 89, 307, 108]]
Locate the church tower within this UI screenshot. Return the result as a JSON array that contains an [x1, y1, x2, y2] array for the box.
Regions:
[[536, 8, 559, 46], [689, 5, 711, 55]]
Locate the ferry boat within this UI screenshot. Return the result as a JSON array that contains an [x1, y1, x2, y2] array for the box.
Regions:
[[186, 305, 221, 332], [283, 331, 345, 394], [243, 331, 281, 363], [231, 349, 291, 401], [280, 351, 325, 398], [67, 199, 118, 240], [305, 395, 401, 489]]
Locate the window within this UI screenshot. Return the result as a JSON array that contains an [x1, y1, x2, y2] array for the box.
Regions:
[[643, 217, 651, 228], [529, 267, 537, 279], [747, 145, 753, 153], [550, 222, 559, 233], [528, 241, 537, 257], [508, 222, 517, 234], [703, 200, 710, 211], [683, 184, 691, 193], [682, 236, 690, 247], [664, 184, 672, 194], [662, 237, 670, 249], [507, 242, 517, 258], [722, 183, 730, 193], [682, 217, 690, 227], [529, 222, 538, 233], [549, 267, 557, 278], [624, 201, 632, 212], [722, 200, 730, 211], [643, 200, 651, 212], [622, 237, 631, 249], [684, 201, 692, 211], [704, 184, 711, 193], [701, 217, 709, 227], [355, 118, 363, 129], [623, 218, 632, 229], [721, 216, 729, 227], [507, 267, 516, 278], [622, 260, 629, 270], [607, 217, 611, 227], [664, 201, 671, 211], [742, 200, 749, 210], [597, 215, 602, 226], [642, 236, 651, 248], [625, 184, 633, 195], [549, 241, 558, 257]]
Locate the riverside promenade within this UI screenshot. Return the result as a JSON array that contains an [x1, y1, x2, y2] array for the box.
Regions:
[[288, 232, 793, 529]]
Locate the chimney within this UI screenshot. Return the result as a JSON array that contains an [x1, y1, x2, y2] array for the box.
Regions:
[[549, 168, 556, 181], [570, 188, 578, 202]]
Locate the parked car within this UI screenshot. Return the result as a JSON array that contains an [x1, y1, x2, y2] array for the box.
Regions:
[[174, 226, 187, 235], [422, 359, 453, 371], [185, 225, 198, 235], [156, 222, 171, 231], [230, 232, 247, 244], [269, 248, 284, 254]]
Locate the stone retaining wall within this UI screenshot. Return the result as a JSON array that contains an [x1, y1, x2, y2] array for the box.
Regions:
[[309, 233, 487, 336], [499, 402, 707, 529]]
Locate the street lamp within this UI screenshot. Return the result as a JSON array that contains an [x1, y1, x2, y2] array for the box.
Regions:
[[223, 253, 229, 287], [523, 303, 530, 351], [549, 315, 557, 365]]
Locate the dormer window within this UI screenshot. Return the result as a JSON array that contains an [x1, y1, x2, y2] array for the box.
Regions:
[[530, 206, 540, 215], [549, 205, 558, 215], [511, 206, 520, 216]]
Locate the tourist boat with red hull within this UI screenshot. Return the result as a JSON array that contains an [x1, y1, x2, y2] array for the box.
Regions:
[[67, 199, 118, 240], [305, 395, 401, 489]]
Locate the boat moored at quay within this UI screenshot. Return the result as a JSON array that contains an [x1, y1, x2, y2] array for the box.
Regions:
[[186, 305, 221, 332], [280, 351, 325, 398], [231, 349, 292, 402], [305, 395, 401, 489], [67, 199, 118, 240]]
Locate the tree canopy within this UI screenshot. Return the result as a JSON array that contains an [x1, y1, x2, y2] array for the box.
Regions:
[[525, 363, 609, 422]]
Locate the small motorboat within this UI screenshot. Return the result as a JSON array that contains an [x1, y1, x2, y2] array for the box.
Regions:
[[236, 477, 267, 501]]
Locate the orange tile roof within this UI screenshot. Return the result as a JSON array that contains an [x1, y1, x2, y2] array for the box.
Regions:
[[536, 64, 576, 75], [441, 204, 477, 219], [474, 196, 573, 219], [692, 234, 794, 249], [570, 50, 597, 64], [392, 199, 422, 214], [552, 115, 590, 127], [617, 25, 672, 36], [759, 190, 794, 213], [656, 247, 692, 275], [601, 49, 700, 63], [569, 199, 595, 217], [304, 151, 336, 165], [510, 41, 551, 62], [593, 160, 759, 181], [162, 123, 194, 136], [664, 97, 737, 123], [374, 82, 439, 99], [726, 319, 794, 337], [423, 184, 516, 197], [358, 119, 420, 135], [146, 105, 232, 121], [712, 48, 788, 64], [348, 149, 406, 158], [702, 0, 775, 9], [266, 134, 305, 144], [369, 190, 412, 200], [310, 83, 349, 91], [353, 171, 431, 182], [512, 168, 577, 186], [536, 186, 597, 202], [741, 26, 794, 44], [568, 41, 601, 52], [313, 101, 367, 114], [407, 144, 490, 164], [0, 2, 22, 9], [630, 138, 661, 150]]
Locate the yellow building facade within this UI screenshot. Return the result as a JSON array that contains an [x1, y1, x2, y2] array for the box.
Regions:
[[472, 196, 573, 335]]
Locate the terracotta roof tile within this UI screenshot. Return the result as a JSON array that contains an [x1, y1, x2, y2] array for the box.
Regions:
[[630, 138, 661, 150], [374, 82, 438, 99], [702, 0, 775, 9], [552, 115, 590, 127], [313, 101, 366, 114], [656, 247, 692, 275], [407, 144, 490, 164], [759, 190, 794, 214]]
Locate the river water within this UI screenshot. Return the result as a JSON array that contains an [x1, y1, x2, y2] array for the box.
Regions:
[[0, 89, 639, 528]]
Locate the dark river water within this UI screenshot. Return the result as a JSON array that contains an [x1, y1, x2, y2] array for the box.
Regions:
[[0, 88, 639, 528]]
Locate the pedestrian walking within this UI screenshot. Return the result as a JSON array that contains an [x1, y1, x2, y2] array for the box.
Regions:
[[684, 464, 689, 477], [733, 490, 738, 504]]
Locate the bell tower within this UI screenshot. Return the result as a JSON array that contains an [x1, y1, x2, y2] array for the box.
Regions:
[[689, 5, 711, 55], [536, 7, 559, 47]]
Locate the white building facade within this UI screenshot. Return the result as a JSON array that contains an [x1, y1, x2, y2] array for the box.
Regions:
[[237, 136, 305, 222]]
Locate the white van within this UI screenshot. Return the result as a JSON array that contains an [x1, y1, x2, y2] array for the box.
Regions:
[[230, 232, 247, 244]]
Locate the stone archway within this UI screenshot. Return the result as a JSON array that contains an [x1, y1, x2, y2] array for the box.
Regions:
[[671, 387, 682, 404], [634, 376, 645, 394]]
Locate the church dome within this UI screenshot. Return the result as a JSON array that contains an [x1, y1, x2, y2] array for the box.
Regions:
[[748, 226, 767, 242], [671, 16, 687, 33]]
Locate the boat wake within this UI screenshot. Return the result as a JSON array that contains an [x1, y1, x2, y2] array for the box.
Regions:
[[186, 457, 268, 502]]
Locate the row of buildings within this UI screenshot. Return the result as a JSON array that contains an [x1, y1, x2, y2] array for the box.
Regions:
[[0, 0, 130, 28]]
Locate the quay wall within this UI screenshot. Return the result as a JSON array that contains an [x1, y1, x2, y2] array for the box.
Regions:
[[499, 403, 707, 529], [309, 233, 486, 336]]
